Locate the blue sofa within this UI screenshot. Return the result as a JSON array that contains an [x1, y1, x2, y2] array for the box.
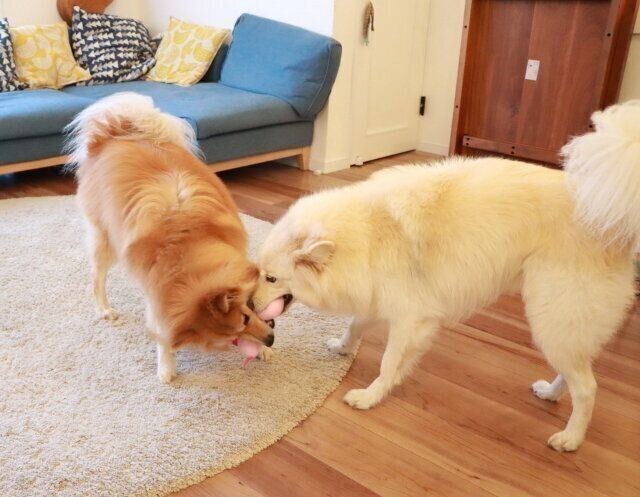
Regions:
[[0, 14, 341, 173]]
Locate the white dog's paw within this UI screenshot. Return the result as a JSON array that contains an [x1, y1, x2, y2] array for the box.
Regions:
[[100, 308, 119, 321], [157, 364, 177, 384], [343, 388, 380, 410], [259, 346, 274, 362], [547, 430, 583, 452], [531, 379, 561, 401], [326, 337, 354, 355]]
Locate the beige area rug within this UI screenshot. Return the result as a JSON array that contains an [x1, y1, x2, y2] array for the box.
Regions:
[[0, 196, 353, 497]]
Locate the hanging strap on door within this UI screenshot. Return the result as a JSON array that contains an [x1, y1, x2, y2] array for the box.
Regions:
[[363, 2, 375, 45]]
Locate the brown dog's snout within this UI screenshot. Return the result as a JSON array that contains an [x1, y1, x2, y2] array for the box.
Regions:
[[264, 332, 275, 347]]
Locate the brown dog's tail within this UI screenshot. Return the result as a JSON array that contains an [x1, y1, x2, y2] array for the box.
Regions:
[[64, 92, 198, 170]]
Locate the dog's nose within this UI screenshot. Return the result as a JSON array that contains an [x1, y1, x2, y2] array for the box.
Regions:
[[267, 319, 275, 329], [247, 300, 255, 311], [264, 332, 274, 347]]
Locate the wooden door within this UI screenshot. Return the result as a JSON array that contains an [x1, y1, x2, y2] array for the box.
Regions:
[[450, 0, 639, 165], [350, 0, 429, 164]]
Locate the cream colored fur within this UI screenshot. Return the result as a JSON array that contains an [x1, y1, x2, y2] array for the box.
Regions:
[[253, 100, 640, 452]]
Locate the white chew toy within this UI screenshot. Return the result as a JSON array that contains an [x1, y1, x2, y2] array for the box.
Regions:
[[233, 338, 262, 368], [257, 297, 285, 321]]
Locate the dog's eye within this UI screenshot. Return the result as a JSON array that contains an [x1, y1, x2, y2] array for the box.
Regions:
[[243, 314, 250, 325], [266, 275, 277, 283]]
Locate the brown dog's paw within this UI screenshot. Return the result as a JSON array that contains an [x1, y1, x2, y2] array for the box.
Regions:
[[258, 345, 274, 362], [100, 308, 119, 321]]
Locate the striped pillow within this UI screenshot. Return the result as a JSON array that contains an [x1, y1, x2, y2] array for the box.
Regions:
[[0, 17, 26, 92], [71, 7, 156, 85]]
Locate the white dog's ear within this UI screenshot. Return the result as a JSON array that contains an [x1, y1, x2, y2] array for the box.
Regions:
[[293, 239, 335, 271]]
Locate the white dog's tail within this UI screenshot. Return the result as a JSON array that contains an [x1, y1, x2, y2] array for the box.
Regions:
[[562, 100, 640, 249], [65, 92, 197, 168]]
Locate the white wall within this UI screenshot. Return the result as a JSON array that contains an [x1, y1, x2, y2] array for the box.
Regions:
[[141, 0, 333, 36], [309, 0, 360, 173], [0, 0, 144, 25], [418, 2, 640, 156], [620, 12, 640, 101]]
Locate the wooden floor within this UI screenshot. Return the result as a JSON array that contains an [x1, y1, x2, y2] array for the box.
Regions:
[[2, 152, 639, 497]]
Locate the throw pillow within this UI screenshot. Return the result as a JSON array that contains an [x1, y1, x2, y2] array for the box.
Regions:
[[71, 7, 156, 85], [11, 22, 90, 89], [150, 33, 163, 54], [0, 17, 26, 92], [147, 17, 228, 86]]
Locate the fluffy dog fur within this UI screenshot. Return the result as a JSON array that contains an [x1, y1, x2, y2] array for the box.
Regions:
[[67, 92, 274, 383], [252, 100, 640, 451]]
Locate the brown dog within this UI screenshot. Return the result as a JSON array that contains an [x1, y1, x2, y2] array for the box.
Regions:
[[67, 92, 273, 382]]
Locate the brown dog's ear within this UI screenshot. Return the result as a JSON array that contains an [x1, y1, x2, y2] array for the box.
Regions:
[[293, 239, 335, 272], [206, 288, 240, 314]]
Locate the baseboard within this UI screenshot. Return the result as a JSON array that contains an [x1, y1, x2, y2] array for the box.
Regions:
[[417, 141, 448, 156], [310, 156, 352, 174]]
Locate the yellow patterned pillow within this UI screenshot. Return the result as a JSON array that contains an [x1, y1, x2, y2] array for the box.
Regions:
[[11, 22, 90, 89], [147, 18, 229, 86]]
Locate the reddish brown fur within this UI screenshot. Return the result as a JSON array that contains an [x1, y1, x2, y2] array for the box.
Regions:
[[76, 138, 272, 357]]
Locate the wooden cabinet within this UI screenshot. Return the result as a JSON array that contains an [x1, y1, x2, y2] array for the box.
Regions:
[[450, 0, 639, 165]]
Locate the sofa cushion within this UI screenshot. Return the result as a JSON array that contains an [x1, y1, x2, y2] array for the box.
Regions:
[[63, 81, 301, 139], [198, 121, 313, 163], [146, 17, 229, 86], [0, 18, 27, 92], [0, 134, 65, 165], [70, 7, 156, 85], [220, 14, 341, 119], [0, 122, 313, 167], [11, 22, 91, 89], [0, 89, 93, 141]]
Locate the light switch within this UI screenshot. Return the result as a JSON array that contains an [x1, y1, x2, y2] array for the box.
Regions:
[[525, 59, 540, 81]]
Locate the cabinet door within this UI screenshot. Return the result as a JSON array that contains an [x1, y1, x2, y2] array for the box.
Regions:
[[350, 0, 428, 164], [450, 0, 637, 164]]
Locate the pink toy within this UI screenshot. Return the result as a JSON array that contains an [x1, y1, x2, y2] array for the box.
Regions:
[[233, 338, 263, 368], [258, 296, 285, 321]]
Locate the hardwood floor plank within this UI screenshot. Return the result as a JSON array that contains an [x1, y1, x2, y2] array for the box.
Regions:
[[361, 347, 640, 496], [286, 408, 498, 497], [227, 438, 380, 497], [324, 381, 616, 497], [171, 471, 264, 497]]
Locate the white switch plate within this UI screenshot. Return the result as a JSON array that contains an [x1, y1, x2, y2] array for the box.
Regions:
[[525, 59, 540, 81]]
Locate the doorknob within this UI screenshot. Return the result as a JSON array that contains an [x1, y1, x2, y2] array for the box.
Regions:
[[363, 2, 375, 45]]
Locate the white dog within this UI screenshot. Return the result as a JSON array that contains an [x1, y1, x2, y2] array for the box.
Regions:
[[252, 101, 640, 451]]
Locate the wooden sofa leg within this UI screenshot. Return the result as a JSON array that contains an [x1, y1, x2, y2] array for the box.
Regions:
[[296, 147, 310, 170]]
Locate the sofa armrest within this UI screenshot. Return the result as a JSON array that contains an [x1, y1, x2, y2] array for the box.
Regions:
[[219, 14, 341, 120]]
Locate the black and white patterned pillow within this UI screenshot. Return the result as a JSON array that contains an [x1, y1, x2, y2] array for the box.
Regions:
[[71, 7, 156, 85], [0, 18, 26, 92]]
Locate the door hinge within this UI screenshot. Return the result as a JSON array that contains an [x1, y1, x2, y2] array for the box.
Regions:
[[419, 96, 426, 116]]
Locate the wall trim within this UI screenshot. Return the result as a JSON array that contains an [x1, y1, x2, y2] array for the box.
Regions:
[[310, 156, 352, 174], [417, 141, 448, 156]]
